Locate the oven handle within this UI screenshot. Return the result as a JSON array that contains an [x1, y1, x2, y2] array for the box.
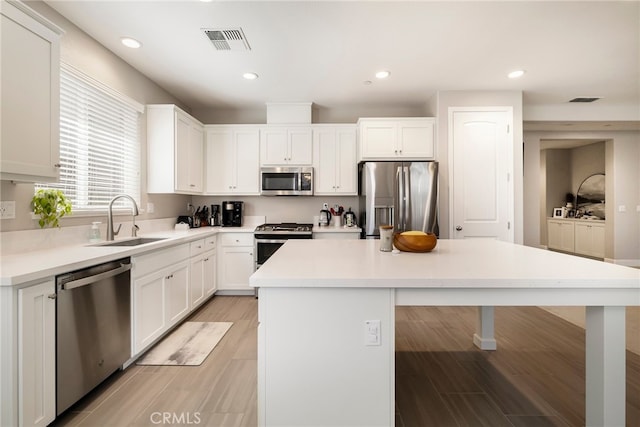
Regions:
[[254, 238, 289, 244], [60, 262, 132, 291]]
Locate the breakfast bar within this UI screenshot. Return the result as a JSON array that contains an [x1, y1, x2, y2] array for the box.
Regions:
[[250, 239, 640, 427]]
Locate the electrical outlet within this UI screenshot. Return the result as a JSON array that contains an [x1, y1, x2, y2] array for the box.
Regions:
[[147, 202, 155, 214], [0, 201, 16, 219], [187, 203, 193, 211]]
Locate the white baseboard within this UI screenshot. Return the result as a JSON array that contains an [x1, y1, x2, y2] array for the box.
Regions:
[[605, 258, 640, 268]]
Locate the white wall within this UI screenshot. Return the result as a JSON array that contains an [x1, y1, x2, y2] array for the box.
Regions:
[[434, 91, 524, 242]]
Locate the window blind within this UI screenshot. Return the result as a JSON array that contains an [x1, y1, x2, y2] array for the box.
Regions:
[[38, 65, 142, 212]]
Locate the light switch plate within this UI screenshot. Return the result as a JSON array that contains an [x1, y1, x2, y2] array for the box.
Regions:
[[0, 201, 16, 219], [364, 320, 381, 346]]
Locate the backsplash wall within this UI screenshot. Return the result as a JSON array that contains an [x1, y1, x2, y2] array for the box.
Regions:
[[191, 196, 360, 225]]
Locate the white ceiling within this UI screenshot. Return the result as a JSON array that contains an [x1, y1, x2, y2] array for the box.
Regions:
[[43, 0, 640, 120]]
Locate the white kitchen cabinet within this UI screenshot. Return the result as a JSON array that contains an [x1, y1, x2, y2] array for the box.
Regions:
[[205, 126, 260, 195], [358, 118, 435, 160], [217, 233, 254, 293], [313, 126, 357, 195], [575, 221, 605, 259], [147, 105, 204, 194], [260, 127, 313, 166], [17, 279, 56, 427], [1, 1, 62, 182], [189, 236, 217, 309], [132, 244, 190, 355], [547, 219, 575, 253]]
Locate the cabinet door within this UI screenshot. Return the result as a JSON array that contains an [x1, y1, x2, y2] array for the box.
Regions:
[[175, 112, 192, 192], [359, 121, 397, 159], [203, 250, 217, 296], [219, 247, 254, 290], [574, 223, 590, 256], [18, 280, 55, 427], [190, 256, 205, 309], [1, 2, 61, 182], [165, 261, 190, 326], [187, 123, 204, 193], [547, 220, 574, 252], [233, 129, 260, 194], [397, 119, 435, 159], [590, 224, 605, 258], [288, 128, 313, 165], [314, 128, 339, 194], [335, 129, 357, 194], [205, 128, 235, 194], [260, 128, 289, 165], [133, 271, 166, 353]]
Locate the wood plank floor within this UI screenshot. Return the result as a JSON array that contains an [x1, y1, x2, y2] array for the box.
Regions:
[[52, 297, 640, 427]]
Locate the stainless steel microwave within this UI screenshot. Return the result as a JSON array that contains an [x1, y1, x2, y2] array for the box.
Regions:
[[260, 167, 313, 196]]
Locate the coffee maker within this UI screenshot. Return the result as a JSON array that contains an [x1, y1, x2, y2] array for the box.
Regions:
[[222, 201, 243, 227]]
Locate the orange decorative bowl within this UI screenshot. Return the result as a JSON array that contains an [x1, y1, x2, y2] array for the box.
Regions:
[[393, 232, 437, 253]]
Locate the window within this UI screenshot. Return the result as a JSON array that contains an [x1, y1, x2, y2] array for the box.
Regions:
[[37, 64, 143, 212]]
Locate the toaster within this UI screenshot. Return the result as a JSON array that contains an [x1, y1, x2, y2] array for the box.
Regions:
[[176, 215, 194, 228]]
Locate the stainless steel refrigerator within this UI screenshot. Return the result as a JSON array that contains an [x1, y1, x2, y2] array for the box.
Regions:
[[358, 161, 438, 238]]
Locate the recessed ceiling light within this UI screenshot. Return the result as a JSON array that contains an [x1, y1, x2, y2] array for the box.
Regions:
[[121, 37, 141, 49], [243, 72, 258, 80], [375, 70, 390, 79], [507, 69, 525, 79]]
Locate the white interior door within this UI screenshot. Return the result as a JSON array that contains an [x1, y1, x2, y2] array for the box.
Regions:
[[450, 109, 512, 241]]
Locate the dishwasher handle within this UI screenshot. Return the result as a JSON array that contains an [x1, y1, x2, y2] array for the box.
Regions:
[[60, 262, 132, 291]]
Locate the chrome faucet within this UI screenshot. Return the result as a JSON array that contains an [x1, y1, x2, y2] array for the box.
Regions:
[[107, 194, 139, 241]]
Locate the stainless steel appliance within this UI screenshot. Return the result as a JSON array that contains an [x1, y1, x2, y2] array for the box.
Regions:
[[260, 167, 313, 196], [358, 161, 438, 239], [319, 203, 331, 226], [55, 258, 132, 415], [254, 223, 313, 270], [211, 204, 221, 226], [222, 201, 243, 227]]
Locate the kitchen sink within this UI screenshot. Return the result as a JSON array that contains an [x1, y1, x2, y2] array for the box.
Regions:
[[95, 237, 167, 247]]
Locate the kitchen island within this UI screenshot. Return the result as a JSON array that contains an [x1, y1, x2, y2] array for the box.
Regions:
[[250, 239, 640, 427]]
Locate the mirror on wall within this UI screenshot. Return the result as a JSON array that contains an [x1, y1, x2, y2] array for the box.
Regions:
[[576, 173, 605, 219]]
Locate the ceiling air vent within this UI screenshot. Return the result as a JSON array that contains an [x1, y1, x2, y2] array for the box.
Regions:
[[203, 28, 251, 51], [569, 97, 601, 103]]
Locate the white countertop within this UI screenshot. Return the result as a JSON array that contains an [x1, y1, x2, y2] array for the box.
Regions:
[[250, 239, 640, 293], [1, 225, 257, 287]]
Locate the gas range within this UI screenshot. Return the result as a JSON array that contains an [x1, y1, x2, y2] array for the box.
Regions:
[[254, 223, 313, 239]]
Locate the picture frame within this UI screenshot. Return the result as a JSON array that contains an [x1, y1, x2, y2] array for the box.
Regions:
[[553, 207, 565, 218]]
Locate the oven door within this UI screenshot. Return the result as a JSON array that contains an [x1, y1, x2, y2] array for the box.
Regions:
[[254, 239, 287, 270]]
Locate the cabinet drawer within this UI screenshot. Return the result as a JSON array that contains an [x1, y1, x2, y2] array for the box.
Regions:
[[205, 235, 217, 250], [133, 243, 190, 278], [220, 233, 253, 246], [190, 239, 206, 256]]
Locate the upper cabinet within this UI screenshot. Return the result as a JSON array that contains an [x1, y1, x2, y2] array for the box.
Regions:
[[313, 125, 357, 195], [205, 125, 260, 195], [1, 1, 63, 182], [147, 105, 204, 194], [358, 118, 435, 160], [260, 126, 313, 166]]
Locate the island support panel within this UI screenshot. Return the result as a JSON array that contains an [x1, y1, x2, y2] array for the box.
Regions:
[[257, 287, 395, 427]]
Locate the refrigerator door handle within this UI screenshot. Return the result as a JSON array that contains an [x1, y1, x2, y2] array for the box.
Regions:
[[403, 165, 411, 231], [395, 165, 403, 232]]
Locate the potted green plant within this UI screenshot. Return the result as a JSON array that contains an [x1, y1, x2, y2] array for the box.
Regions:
[[31, 189, 72, 228]]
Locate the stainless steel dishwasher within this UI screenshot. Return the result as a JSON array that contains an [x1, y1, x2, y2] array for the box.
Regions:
[[55, 257, 132, 415]]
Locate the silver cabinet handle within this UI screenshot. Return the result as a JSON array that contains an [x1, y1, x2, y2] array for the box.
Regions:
[[48, 294, 57, 300], [456, 225, 463, 231]]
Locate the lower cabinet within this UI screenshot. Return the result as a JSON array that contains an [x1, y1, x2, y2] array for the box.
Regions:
[[189, 236, 217, 309], [218, 233, 254, 293], [547, 218, 605, 259], [575, 222, 605, 258], [132, 244, 191, 355], [18, 280, 56, 427], [547, 219, 575, 253]]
